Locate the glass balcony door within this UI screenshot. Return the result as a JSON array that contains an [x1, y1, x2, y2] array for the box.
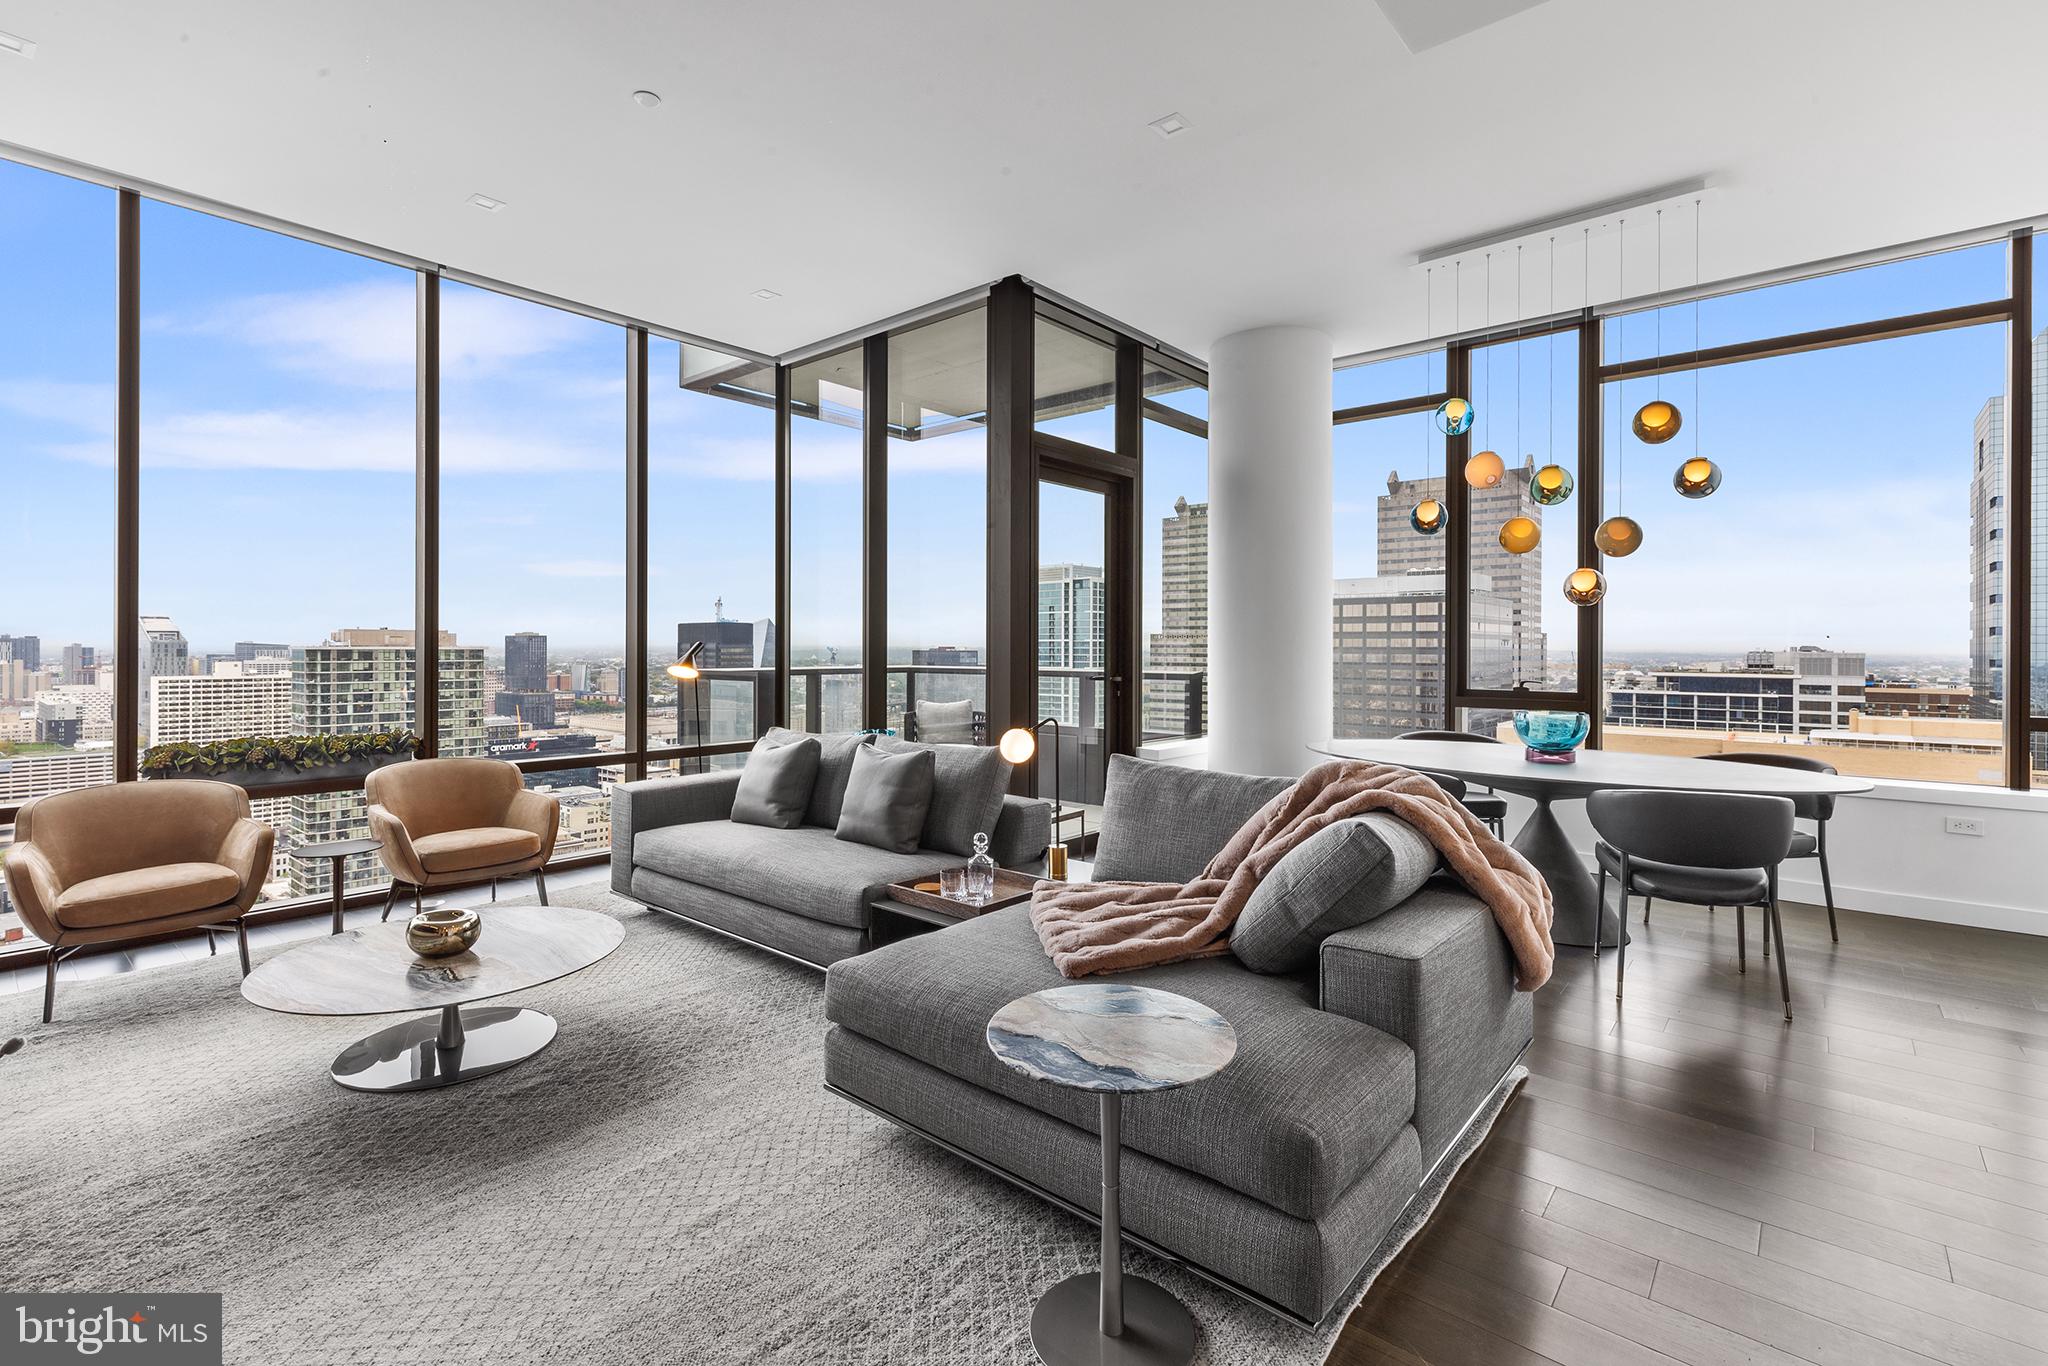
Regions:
[[1036, 468, 1126, 811]]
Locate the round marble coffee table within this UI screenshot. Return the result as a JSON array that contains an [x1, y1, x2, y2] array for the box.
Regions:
[[987, 983, 1237, 1366], [241, 905, 624, 1093]]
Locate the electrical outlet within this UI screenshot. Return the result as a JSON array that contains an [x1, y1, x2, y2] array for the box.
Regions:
[[1944, 816, 1985, 837]]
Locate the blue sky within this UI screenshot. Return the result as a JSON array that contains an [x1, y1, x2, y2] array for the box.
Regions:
[[3, 154, 2016, 666]]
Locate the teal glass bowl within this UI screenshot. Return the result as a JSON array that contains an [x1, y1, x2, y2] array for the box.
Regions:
[[1513, 710, 1589, 763]]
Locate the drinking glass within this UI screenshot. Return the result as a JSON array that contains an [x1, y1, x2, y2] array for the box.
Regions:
[[939, 867, 968, 902]]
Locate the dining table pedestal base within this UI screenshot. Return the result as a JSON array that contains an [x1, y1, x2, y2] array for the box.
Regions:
[[1516, 793, 1628, 950]]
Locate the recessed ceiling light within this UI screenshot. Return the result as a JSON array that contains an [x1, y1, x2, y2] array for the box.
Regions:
[[1149, 111, 1190, 139], [752, 289, 781, 301], [0, 29, 37, 58], [631, 90, 662, 109], [467, 193, 507, 212]]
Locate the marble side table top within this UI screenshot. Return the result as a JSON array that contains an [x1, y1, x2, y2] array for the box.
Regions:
[[241, 905, 624, 1017], [986, 984, 1237, 1094]]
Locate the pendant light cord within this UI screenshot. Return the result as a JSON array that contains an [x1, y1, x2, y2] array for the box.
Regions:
[[1617, 217, 1626, 514], [1695, 197, 1704, 459]]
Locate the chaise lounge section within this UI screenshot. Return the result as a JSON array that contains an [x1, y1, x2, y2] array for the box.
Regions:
[[822, 755, 1533, 1325]]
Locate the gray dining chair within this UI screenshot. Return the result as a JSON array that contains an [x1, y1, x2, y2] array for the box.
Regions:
[[1702, 751, 1841, 942], [1587, 790, 1798, 1021], [1395, 731, 1508, 836]]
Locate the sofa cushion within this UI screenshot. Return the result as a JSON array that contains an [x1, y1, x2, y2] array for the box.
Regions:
[[825, 907, 1416, 1221], [911, 697, 977, 744], [1091, 755, 1293, 883], [876, 735, 1008, 856], [764, 727, 872, 829], [836, 744, 935, 854], [731, 734, 819, 830], [1232, 813, 1438, 974], [632, 822, 958, 929], [412, 826, 544, 874], [55, 862, 241, 929]]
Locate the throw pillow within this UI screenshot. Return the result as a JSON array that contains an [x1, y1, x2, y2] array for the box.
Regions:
[[875, 735, 1008, 857], [835, 743, 936, 854], [729, 734, 820, 830], [1231, 813, 1438, 974], [763, 726, 872, 828], [910, 697, 977, 744]]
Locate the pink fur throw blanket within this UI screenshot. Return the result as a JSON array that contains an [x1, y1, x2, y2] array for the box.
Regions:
[[1030, 760, 1555, 990]]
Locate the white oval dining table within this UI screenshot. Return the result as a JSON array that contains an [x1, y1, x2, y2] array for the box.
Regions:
[[1308, 737, 1873, 949]]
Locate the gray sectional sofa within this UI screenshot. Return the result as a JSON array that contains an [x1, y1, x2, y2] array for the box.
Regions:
[[822, 754, 1533, 1326], [610, 728, 1052, 967]]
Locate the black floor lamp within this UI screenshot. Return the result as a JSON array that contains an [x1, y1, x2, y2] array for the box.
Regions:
[[999, 717, 1067, 880], [666, 641, 706, 774]]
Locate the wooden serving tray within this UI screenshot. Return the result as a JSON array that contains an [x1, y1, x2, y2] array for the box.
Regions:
[[885, 867, 1042, 917]]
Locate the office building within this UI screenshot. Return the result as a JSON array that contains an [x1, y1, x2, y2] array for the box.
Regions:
[[149, 674, 292, 746], [504, 631, 549, 693], [32, 694, 83, 746], [1377, 465, 1547, 687], [59, 643, 97, 686], [0, 635, 42, 672], [1607, 646, 1869, 736], [1145, 496, 1209, 739], [1333, 572, 1513, 738], [493, 689, 558, 731], [1038, 563, 1105, 728]]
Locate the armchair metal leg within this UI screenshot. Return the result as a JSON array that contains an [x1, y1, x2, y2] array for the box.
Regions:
[[1769, 876, 1792, 1022], [206, 930, 218, 957], [1642, 896, 1653, 925], [490, 879, 497, 904], [235, 918, 252, 977], [1594, 865, 1607, 961], [380, 883, 400, 922], [413, 884, 423, 916], [1614, 855, 1628, 1005], [42, 947, 59, 1024], [534, 869, 549, 906], [1762, 911, 1770, 959], [1736, 904, 1746, 974]]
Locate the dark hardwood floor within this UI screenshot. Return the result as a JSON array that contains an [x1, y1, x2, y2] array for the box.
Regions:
[[1331, 894, 2048, 1365]]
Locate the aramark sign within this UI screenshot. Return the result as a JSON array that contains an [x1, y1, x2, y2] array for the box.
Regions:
[[4, 1295, 221, 1363]]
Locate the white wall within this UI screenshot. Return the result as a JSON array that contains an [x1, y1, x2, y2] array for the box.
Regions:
[[1207, 325, 1333, 778]]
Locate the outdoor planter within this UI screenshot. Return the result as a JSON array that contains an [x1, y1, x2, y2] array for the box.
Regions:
[[141, 732, 419, 792]]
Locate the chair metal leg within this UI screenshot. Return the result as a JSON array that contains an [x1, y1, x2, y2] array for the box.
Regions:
[[1594, 865, 1607, 961], [1818, 844, 1839, 943], [1642, 896, 1653, 925], [1736, 904, 1746, 973], [413, 884, 423, 916], [42, 947, 59, 1024], [380, 882, 400, 922], [234, 918, 252, 977], [1769, 874, 1792, 1022], [1614, 855, 1629, 1004], [534, 869, 549, 906], [1762, 909, 1770, 959], [490, 879, 497, 904], [206, 929, 218, 957]]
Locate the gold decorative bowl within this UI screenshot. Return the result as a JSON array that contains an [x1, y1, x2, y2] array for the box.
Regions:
[[407, 907, 482, 958]]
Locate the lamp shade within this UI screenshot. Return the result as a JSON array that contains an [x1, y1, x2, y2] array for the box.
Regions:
[[1531, 463, 1574, 505], [666, 639, 704, 681], [1563, 566, 1608, 606], [1464, 450, 1505, 489], [998, 727, 1037, 764], [1410, 497, 1447, 535], [1594, 515, 1644, 557], [1673, 456, 1722, 499], [1498, 516, 1541, 554], [1632, 399, 1682, 444], [1434, 396, 1474, 436]]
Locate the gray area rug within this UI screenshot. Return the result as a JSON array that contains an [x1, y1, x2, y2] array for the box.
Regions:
[[3, 886, 1517, 1365]]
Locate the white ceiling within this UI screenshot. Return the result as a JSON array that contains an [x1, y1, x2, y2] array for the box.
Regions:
[[4, 0, 2046, 363]]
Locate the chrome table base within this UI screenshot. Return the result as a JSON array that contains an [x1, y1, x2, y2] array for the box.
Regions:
[[1029, 1092, 1198, 1366], [330, 1004, 556, 1093]]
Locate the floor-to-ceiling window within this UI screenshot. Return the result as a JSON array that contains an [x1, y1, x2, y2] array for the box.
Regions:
[[0, 161, 117, 816], [886, 307, 988, 739], [1035, 317, 1118, 449], [1141, 359, 1208, 742], [140, 200, 416, 899], [648, 341, 777, 769], [1596, 242, 2011, 785], [439, 282, 624, 848], [787, 346, 865, 732], [1331, 350, 1450, 738]]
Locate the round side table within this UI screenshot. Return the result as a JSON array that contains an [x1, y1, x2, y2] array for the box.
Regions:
[[987, 983, 1237, 1366], [286, 837, 384, 934]]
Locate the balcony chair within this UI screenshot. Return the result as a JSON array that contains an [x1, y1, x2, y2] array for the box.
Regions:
[[901, 698, 985, 745], [1701, 751, 1842, 942], [1588, 789, 1797, 1020], [366, 758, 559, 918], [1395, 730, 1509, 836], [2, 780, 274, 1023]]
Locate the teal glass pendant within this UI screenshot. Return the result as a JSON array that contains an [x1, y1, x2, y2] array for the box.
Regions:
[[1410, 497, 1448, 535], [1530, 463, 1574, 506], [1433, 397, 1474, 436]]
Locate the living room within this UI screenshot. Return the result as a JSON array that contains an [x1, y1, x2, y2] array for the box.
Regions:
[[4, 3, 2048, 1364]]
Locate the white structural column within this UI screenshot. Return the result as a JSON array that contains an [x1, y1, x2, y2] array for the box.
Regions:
[[1207, 325, 1334, 777]]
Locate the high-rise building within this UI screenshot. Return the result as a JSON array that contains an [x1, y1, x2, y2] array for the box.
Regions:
[[1376, 464, 1547, 687], [1605, 646, 1868, 736], [677, 616, 775, 669], [330, 627, 456, 648], [1969, 329, 2048, 772], [493, 690, 558, 731], [145, 673, 294, 884], [1144, 496, 1208, 739], [0, 635, 41, 672], [234, 641, 288, 661], [504, 631, 549, 693], [1333, 573, 1513, 738], [287, 637, 487, 896], [675, 614, 779, 746], [60, 643, 97, 686], [137, 615, 188, 726], [1038, 563, 1106, 727]]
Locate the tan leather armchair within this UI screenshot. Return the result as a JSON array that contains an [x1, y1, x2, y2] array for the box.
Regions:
[[2, 780, 274, 1022], [365, 758, 558, 919]]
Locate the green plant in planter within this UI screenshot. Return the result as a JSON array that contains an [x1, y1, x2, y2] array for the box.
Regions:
[[140, 730, 419, 779]]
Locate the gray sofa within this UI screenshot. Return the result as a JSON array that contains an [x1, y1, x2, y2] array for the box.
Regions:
[[822, 754, 1533, 1325], [610, 733, 1053, 968]]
